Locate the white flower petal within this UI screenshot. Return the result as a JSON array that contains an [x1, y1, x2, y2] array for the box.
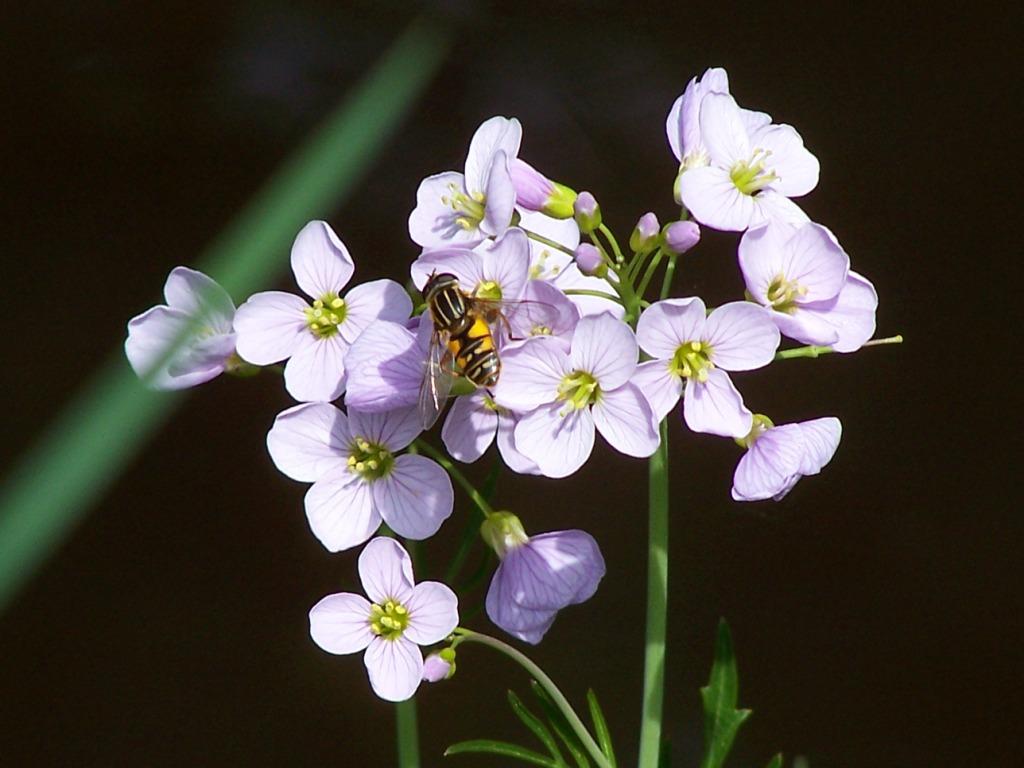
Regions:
[[266, 402, 349, 482], [679, 165, 757, 232], [514, 403, 595, 479], [442, 392, 497, 463], [125, 306, 227, 389], [305, 469, 381, 552], [699, 92, 750, 168], [284, 333, 348, 403], [782, 223, 849, 302], [374, 454, 454, 541], [404, 581, 459, 646], [752, 123, 819, 197], [338, 279, 413, 345], [683, 369, 752, 438], [631, 360, 683, 422], [731, 424, 804, 501], [348, 406, 423, 452], [496, 413, 542, 475], [233, 291, 308, 365], [344, 321, 424, 412], [410, 246, 485, 292], [408, 171, 483, 248], [480, 151, 516, 238], [308, 593, 374, 655], [480, 227, 530, 301], [358, 536, 416, 603], [798, 271, 878, 352], [795, 417, 842, 476], [465, 116, 522, 193], [703, 302, 780, 371], [637, 298, 707, 359], [751, 191, 811, 227], [163, 267, 235, 330], [364, 636, 424, 702], [592, 383, 659, 458], [493, 337, 568, 411], [290, 220, 355, 299], [570, 313, 637, 390]]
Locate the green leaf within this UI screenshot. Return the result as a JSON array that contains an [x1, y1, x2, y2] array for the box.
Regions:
[[444, 739, 559, 767], [586, 689, 618, 767], [765, 754, 783, 768], [508, 689, 567, 765], [529, 680, 590, 767], [699, 619, 752, 768]]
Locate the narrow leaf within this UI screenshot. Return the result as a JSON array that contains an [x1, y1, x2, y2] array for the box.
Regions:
[[508, 689, 566, 765], [586, 689, 618, 767], [699, 619, 752, 768], [765, 754, 783, 768], [529, 680, 590, 768], [445, 739, 558, 767]]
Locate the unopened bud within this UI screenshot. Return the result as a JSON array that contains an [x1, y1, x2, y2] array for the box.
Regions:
[[629, 212, 661, 253], [574, 243, 606, 277], [663, 220, 701, 254], [509, 158, 576, 219], [573, 191, 602, 234], [422, 648, 457, 682]]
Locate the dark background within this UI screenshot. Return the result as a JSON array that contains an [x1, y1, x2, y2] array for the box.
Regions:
[[2, 2, 1018, 766]]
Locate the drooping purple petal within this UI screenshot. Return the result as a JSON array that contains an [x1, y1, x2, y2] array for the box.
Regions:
[[795, 417, 842, 475], [512, 530, 605, 609], [703, 302, 780, 371], [403, 581, 459, 646], [373, 454, 453, 540], [731, 424, 805, 501], [683, 369, 752, 438], [591, 382, 660, 457], [358, 536, 416, 604], [338, 279, 413, 345], [631, 360, 682, 422], [344, 321, 425, 412], [163, 267, 235, 329], [233, 291, 308, 365], [266, 402, 349, 482], [570, 313, 637, 390], [514, 403, 595, 479], [485, 573, 558, 645], [304, 468, 381, 552], [796, 272, 878, 352], [283, 332, 348, 403], [441, 392, 497, 463], [637, 298, 707, 359], [308, 593, 375, 655], [290, 220, 355, 299], [125, 306, 231, 390], [364, 636, 424, 702]]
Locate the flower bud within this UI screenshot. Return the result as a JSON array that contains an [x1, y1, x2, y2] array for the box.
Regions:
[[629, 212, 661, 253], [422, 648, 457, 682], [480, 511, 529, 558], [509, 158, 577, 219], [574, 243, 606, 277], [573, 191, 602, 234], [663, 220, 701, 254]]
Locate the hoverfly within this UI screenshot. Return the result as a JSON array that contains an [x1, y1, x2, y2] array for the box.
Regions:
[[417, 271, 558, 429]]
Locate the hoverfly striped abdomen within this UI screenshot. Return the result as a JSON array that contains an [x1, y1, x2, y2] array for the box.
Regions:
[[423, 272, 501, 390]]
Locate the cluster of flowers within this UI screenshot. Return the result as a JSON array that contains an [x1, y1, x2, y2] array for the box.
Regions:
[[125, 66, 878, 701]]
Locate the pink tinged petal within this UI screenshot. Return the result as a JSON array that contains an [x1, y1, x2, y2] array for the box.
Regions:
[[496, 413, 542, 475], [771, 306, 841, 347], [798, 271, 878, 353], [373, 454, 454, 540], [348, 405, 423, 453], [125, 307, 227, 390], [782, 223, 849, 302], [404, 581, 459, 645], [632, 360, 683, 422], [592, 383, 659, 458], [514, 403, 595, 479], [284, 332, 348, 403], [408, 172, 482, 248], [795, 417, 842, 476], [485, 567, 558, 644], [679, 165, 757, 232], [751, 123, 819, 197], [343, 321, 424, 411], [699, 92, 750, 168], [731, 424, 804, 501], [309, 593, 374, 655], [570, 313, 638, 389], [750, 191, 810, 228], [266, 402, 350, 482], [233, 291, 309, 365], [637, 298, 707, 359], [516, 530, 606, 608], [480, 151, 516, 238], [290, 220, 355, 299], [480, 227, 530, 301], [410, 247, 485, 292], [441, 393, 497, 463], [493, 337, 569, 411], [683, 369, 753, 438], [703, 302, 780, 371], [465, 116, 523, 193], [364, 636, 424, 702], [358, 536, 416, 604], [163, 267, 235, 330], [339, 279, 413, 345], [305, 469, 381, 552]]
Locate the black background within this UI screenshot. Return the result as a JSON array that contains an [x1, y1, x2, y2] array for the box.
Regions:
[[2, 2, 1018, 766]]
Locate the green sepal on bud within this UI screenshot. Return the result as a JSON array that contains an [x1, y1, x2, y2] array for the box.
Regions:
[[629, 212, 661, 254], [224, 352, 261, 378], [541, 182, 578, 219], [480, 511, 529, 558]]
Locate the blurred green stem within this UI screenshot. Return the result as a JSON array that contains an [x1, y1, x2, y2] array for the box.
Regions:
[[396, 698, 420, 768]]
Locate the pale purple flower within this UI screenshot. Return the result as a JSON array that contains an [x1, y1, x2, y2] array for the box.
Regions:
[[677, 91, 819, 231], [634, 298, 780, 438], [739, 221, 877, 351], [408, 116, 522, 248], [481, 513, 605, 645], [664, 220, 701, 254], [732, 415, 841, 501], [421, 648, 456, 682], [509, 158, 576, 219], [309, 537, 458, 701], [410, 226, 531, 303], [266, 402, 453, 551], [344, 320, 430, 413], [494, 313, 659, 478], [233, 221, 412, 403], [125, 267, 236, 390]]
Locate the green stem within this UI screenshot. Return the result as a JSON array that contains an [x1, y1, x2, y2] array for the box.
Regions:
[[522, 227, 577, 257], [774, 333, 904, 361], [636, 247, 666, 298], [414, 439, 493, 519], [659, 253, 679, 299], [597, 223, 626, 264], [396, 698, 420, 768], [454, 628, 614, 768], [563, 288, 624, 304], [638, 420, 669, 768]]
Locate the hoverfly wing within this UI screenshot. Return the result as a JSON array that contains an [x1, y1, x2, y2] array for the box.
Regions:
[[417, 328, 456, 430], [476, 293, 565, 344]]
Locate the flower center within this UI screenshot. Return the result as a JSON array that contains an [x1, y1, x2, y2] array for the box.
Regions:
[[735, 413, 774, 449], [557, 370, 600, 411], [368, 599, 409, 641], [528, 250, 563, 280], [668, 340, 715, 382], [474, 280, 503, 301], [729, 148, 779, 196], [347, 437, 395, 481], [305, 293, 347, 339], [765, 274, 808, 314], [442, 183, 486, 231]]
